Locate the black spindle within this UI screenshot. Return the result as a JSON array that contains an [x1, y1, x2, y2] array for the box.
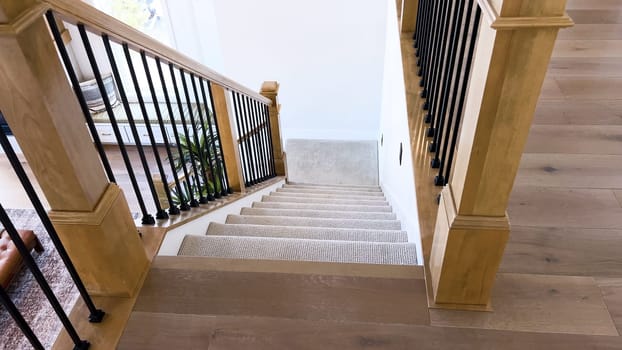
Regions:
[[103, 36, 167, 221], [263, 103, 276, 176], [123, 45, 177, 216], [234, 92, 252, 186], [252, 99, 268, 181], [169, 64, 202, 207], [78, 25, 155, 225], [442, 2, 482, 187], [432, 0, 468, 171], [45, 11, 116, 184], [0, 130, 105, 323], [142, 53, 184, 213], [201, 79, 229, 196], [190, 74, 218, 200], [180, 69, 211, 203]]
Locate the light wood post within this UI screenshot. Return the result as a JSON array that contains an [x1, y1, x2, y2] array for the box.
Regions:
[[400, 0, 419, 33], [0, 1, 148, 297], [429, 0, 573, 307], [260, 81, 286, 177], [211, 82, 246, 193]]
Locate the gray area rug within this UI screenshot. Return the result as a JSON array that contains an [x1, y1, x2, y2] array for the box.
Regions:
[[0, 209, 79, 350]]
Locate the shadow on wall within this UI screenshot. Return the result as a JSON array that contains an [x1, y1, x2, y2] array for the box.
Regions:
[[285, 139, 379, 186]]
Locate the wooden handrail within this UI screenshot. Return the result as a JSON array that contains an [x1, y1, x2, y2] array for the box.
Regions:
[[38, 0, 271, 104]]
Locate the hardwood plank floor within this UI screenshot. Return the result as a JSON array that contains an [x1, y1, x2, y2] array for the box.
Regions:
[[501, 226, 622, 277], [515, 154, 622, 189], [598, 278, 622, 334], [119, 313, 622, 350], [429, 273, 618, 336]]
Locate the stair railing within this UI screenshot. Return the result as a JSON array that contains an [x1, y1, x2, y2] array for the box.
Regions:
[[0, 0, 285, 310], [399, 0, 573, 308]]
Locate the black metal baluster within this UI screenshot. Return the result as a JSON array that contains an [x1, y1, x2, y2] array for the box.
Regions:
[[0, 130, 105, 323], [432, 0, 468, 172], [260, 102, 273, 178], [201, 79, 230, 196], [232, 92, 251, 186], [413, 0, 425, 49], [45, 11, 116, 184], [243, 95, 260, 184], [0, 285, 45, 350], [191, 74, 218, 199], [103, 36, 167, 221], [155, 58, 192, 210], [427, 0, 454, 141], [180, 69, 211, 204], [421, 0, 441, 96], [263, 104, 276, 176], [236, 92, 254, 185], [123, 46, 178, 216], [443, 2, 482, 186], [169, 64, 202, 207], [416, 0, 431, 65], [256, 100, 271, 179], [78, 25, 155, 225], [206, 81, 232, 194], [252, 99, 268, 181], [143, 54, 186, 212], [425, 0, 452, 130], [0, 206, 90, 350]]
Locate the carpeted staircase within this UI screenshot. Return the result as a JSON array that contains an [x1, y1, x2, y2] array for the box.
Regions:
[[178, 183, 417, 265]]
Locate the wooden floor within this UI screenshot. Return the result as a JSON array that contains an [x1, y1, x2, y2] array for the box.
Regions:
[[114, 0, 622, 348]]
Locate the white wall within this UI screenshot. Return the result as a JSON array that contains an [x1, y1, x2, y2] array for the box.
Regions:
[[377, 1, 422, 263], [208, 0, 388, 142]]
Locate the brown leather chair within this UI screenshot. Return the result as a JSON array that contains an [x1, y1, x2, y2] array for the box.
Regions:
[[0, 229, 44, 289]]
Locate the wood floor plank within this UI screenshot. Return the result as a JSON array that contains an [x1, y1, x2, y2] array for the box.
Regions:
[[557, 24, 622, 40], [508, 187, 622, 229], [614, 190, 622, 207], [524, 125, 622, 155], [556, 77, 622, 100], [500, 226, 622, 277], [553, 40, 622, 58], [540, 77, 565, 99], [566, 10, 622, 24], [118, 313, 622, 350], [597, 278, 622, 335], [429, 273, 619, 336], [548, 58, 622, 77], [132, 268, 430, 325], [533, 100, 622, 125], [567, 0, 622, 10], [515, 154, 622, 189]]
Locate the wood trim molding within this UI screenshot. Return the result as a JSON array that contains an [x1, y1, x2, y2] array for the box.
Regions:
[[48, 183, 122, 226], [442, 186, 510, 231], [477, 0, 574, 30], [0, 3, 48, 36]]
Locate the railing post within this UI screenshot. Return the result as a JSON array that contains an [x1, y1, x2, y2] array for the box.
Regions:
[[211, 83, 246, 193], [260, 81, 286, 177], [0, 1, 148, 296], [400, 0, 419, 33], [429, 0, 573, 307]]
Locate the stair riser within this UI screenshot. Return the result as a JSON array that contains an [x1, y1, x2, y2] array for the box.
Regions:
[[206, 223, 409, 243], [286, 182, 382, 191], [252, 201, 393, 213], [283, 184, 382, 193], [226, 215, 402, 230], [178, 235, 418, 265], [277, 188, 385, 197], [240, 207, 397, 220], [270, 192, 387, 201], [261, 196, 389, 206]]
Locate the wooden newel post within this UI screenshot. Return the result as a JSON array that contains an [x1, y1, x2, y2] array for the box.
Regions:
[[210, 82, 246, 193], [0, 2, 148, 297], [260, 81, 286, 177], [429, 0, 573, 307]]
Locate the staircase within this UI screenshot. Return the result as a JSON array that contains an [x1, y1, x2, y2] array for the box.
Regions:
[[177, 182, 418, 265]]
